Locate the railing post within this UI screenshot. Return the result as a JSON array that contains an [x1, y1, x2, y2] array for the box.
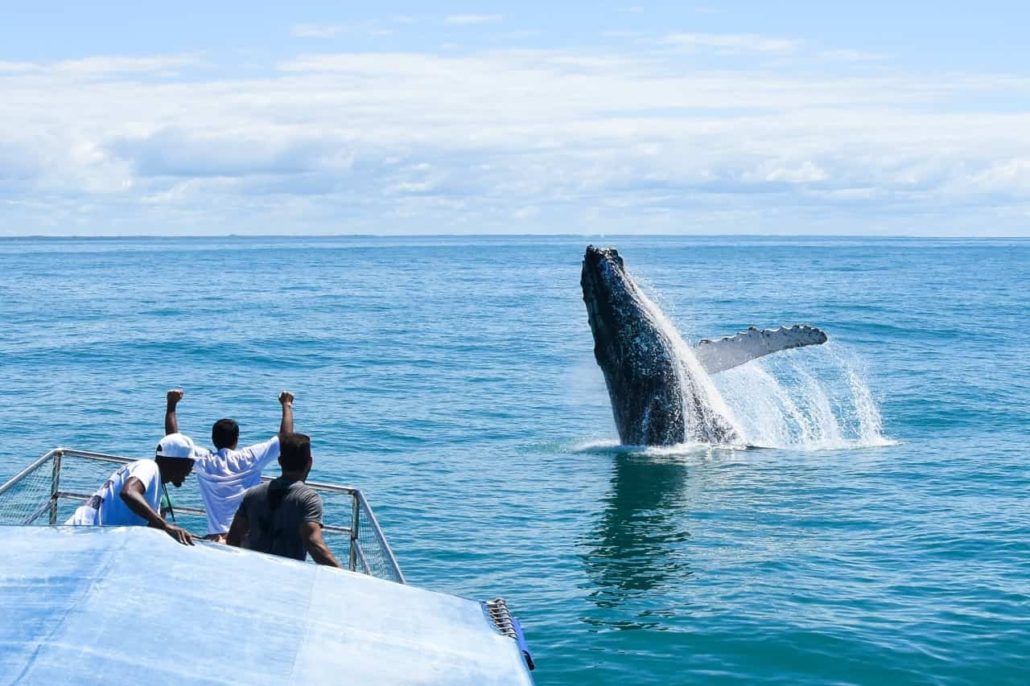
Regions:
[[349, 493, 360, 573], [48, 450, 63, 526]]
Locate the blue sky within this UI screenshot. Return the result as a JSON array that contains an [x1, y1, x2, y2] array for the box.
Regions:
[[1, 1, 1029, 236]]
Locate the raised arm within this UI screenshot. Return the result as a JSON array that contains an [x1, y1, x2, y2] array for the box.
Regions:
[[165, 389, 184, 435], [120, 477, 193, 546], [279, 390, 294, 435], [300, 521, 341, 568]]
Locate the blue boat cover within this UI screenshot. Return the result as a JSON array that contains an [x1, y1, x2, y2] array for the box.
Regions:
[[0, 526, 533, 685]]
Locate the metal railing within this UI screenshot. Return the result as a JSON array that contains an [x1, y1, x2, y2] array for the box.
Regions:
[[0, 448, 405, 584]]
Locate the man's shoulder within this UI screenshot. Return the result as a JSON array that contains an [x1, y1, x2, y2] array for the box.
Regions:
[[290, 482, 322, 505], [189, 446, 216, 468], [246, 480, 272, 496], [127, 459, 159, 481], [274, 479, 321, 502], [286, 479, 318, 495], [222, 435, 280, 462], [243, 435, 280, 453], [240, 479, 270, 506], [192, 445, 215, 459]]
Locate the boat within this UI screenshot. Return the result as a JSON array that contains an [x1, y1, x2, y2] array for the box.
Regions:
[[0, 448, 535, 685]]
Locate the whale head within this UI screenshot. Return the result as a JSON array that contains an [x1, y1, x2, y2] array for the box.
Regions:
[[581, 246, 687, 445]]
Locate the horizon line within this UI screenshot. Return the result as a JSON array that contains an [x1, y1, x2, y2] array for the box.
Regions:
[[0, 232, 1027, 240]]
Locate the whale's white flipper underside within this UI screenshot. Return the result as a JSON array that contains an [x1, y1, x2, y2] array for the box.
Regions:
[[693, 325, 828, 374]]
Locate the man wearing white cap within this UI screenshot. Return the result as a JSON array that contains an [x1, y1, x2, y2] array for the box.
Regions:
[[65, 433, 197, 546], [164, 389, 294, 542]]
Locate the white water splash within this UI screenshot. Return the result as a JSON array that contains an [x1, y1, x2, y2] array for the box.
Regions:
[[849, 367, 887, 444], [570, 438, 728, 458], [714, 345, 892, 450], [601, 269, 889, 452], [634, 287, 747, 445]]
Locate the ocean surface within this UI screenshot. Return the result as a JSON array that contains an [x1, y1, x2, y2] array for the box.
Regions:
[[0, 235, 1026, 685]]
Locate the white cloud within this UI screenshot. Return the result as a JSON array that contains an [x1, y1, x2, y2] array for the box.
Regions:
[[961, 158, 1030, 195], [444, 14, 503, 26], [745, 161, 829, 185], [57, 55, 203, 75], [1, 47, 1029, 235], [663, 33, 799, 54], [0, 54, 201, 76], [0, 61, 39, 74], [514, 206, 539, 219]]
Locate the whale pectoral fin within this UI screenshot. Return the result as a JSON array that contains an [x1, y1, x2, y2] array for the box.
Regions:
[[693, 325, 828, 374]]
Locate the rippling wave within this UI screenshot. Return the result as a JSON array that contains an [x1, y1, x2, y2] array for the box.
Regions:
[[1, 235, 1026, 685]]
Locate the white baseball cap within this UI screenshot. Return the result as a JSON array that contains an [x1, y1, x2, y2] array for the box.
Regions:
[[155, 433, 196, 460]]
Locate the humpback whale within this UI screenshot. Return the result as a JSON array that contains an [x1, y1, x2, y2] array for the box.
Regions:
[[581, 246, 828, 446]]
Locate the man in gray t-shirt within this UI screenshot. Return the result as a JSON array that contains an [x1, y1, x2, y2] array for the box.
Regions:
[[227, 432, 340, 567]]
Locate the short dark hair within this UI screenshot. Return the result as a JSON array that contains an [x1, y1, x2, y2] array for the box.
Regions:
[[212, 419, 239, 450], [279, 432, 311, 471]]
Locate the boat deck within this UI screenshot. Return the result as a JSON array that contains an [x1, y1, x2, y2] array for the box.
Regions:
[[0, 526, 534, 685]]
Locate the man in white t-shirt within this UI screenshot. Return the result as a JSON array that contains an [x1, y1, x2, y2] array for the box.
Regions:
[[164, 389, 294, 542], [65, 433, 196, 545]]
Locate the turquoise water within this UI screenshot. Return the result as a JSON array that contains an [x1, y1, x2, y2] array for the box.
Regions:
[[0, 236, 1026, 684]]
